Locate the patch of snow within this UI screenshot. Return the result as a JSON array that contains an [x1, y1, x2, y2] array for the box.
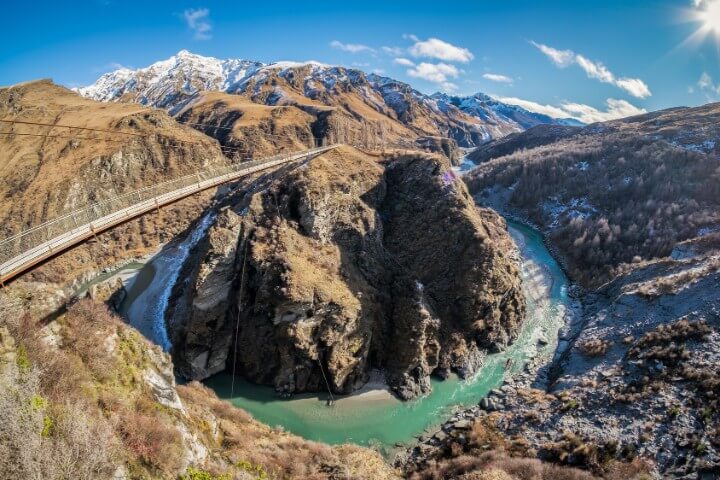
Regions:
[[698, 225, 720, 236], [543, 196, 597, 228], [452, 156, 477, 175], [669, 139, 717, 153]]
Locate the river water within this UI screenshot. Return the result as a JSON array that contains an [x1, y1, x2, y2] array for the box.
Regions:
[[204, 220, 570, 451], [120, 212, 216, 350], [119, 202, 570, 452]]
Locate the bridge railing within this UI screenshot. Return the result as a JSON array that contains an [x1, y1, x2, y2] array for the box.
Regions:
[[0, 146, 331, 268]]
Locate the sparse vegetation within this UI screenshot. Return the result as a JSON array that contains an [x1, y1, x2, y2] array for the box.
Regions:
[[409, 449, 608, 480], [0, 299, 400, 479], [468, 127, 720, 287]]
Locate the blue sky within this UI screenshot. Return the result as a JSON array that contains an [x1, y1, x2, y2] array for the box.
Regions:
[[1, 0, 719, 121]]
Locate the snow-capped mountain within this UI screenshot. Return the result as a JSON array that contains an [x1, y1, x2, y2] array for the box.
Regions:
[[78, 50, 574, 147], [432, 92, 584, 130], [78, 50, 266, 113]]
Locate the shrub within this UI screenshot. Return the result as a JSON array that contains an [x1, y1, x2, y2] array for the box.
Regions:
[[180, 467, 231, 480], [578, 339, 611, 357], [118, 410, 183, 474]]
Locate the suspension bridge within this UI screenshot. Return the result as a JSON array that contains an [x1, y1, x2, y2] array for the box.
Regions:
[[0, 144, 337, 285]]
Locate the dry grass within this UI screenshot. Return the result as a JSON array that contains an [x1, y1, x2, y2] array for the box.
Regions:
[[0, 80, 226, 235], [635, 256, 720, 298]]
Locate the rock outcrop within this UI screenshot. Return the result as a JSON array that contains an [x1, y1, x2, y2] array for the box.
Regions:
[[172, 146, 524, 399]]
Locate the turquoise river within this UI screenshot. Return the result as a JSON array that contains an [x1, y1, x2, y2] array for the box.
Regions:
[[203, 220, 571, 452]]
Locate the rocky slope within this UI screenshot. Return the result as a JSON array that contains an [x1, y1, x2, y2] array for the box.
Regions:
[[409, 248, 720, 478], [0, 297, 400, 479], [0, 79, 227, 236], [466, 102, 720, 287], [169, 146, 525, 399], [432, 92, 583, 131], [407, 102, 720, 478], [78, 50, 570, 151]]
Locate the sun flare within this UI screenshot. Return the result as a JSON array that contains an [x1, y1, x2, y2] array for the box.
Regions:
[[699, 0, 720, 33]]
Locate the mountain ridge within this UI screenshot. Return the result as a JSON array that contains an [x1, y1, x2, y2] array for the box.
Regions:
[[77, 50, 577, 148]]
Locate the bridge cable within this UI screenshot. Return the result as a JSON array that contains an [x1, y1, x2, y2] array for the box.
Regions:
[[231, 229, 250, 398], [316, 355, 335, 406]]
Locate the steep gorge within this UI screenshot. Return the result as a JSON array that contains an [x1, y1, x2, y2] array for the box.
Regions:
[[170, 146, 525, 400]]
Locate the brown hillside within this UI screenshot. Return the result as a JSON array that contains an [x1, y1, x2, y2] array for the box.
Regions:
[[0, 80, 230, 285]]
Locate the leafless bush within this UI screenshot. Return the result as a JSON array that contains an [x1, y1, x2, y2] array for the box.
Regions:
[[0, 361, 45, 479], [0, 349, 115, 479], [631, 319, 711, 352], [467, 131, 720, 287], [578, 339, 611, 357], [117, 409, 184, 474]]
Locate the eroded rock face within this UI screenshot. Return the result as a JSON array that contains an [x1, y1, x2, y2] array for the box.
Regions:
[[173, 147, 524, 399]]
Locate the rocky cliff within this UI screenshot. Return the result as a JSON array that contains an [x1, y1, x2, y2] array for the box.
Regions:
[[171, 146, 524, 399]]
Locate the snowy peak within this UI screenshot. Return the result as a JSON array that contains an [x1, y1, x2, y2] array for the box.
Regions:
[[431, 92, 583, 130], [77, 50, 264, 113], [77, 50, 569, 146]]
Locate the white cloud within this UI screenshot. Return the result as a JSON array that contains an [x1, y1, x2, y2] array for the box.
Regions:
[[615, 77, 652, 99], [531, 41, 651, 99], [697, 72, 720, 98], [575, 55, 615, 83], [698, 71, 714, 89], [183, 8, 212, 40], [408, 37, 474, 63], [531, 41, 574, 68], [330, 40, 374, 54], [560, 99, 646, 123], [495, 97, 572, 119], [496, 96, 646, 123], [373, 69, 386, 75], [482, 73, 513, 84], [382, 46, 405, 56], [407, 62, 460, 83], [441, 82, 459, 92], [393, 57, 415, 67]]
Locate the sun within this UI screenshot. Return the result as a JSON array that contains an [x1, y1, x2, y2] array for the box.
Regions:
[[679, 0, 720, 51], [699, 0, 720, 34]]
